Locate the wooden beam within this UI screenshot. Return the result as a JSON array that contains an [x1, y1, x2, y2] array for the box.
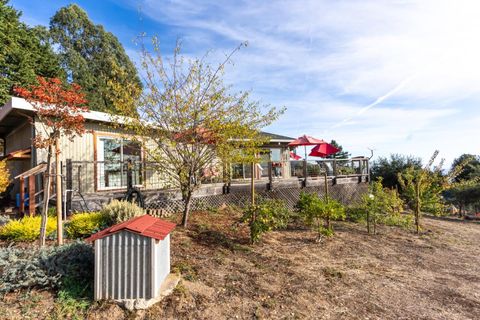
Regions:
[[28, 176, 35, 216], [19, 178, 25, 215]]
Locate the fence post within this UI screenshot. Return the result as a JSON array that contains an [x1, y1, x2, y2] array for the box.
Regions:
[[28, 175, 35, 216], [66, 159, 73, 215], [267, 162, 273, 190], [126, 159, 133, 190], [303, 159, 308, 187], [333, 159, 337, 176]]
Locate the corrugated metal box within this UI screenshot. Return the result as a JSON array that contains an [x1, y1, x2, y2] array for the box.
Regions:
[[86, 215, 175, 301]]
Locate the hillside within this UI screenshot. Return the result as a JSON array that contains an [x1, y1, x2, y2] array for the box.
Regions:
[[2, 211, 480, 319]]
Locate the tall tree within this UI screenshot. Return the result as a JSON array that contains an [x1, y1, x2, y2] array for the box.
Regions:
[[0, 0, 62, 104], [120, 41, 284, 227], [325, 140, 350, 159], [49, 4, 141, 113]]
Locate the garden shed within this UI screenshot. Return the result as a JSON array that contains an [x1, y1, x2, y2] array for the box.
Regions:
[[86, 215, 176, 302]]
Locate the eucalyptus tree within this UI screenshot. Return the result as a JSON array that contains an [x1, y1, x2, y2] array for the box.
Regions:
[[49, 4, 141, 113]]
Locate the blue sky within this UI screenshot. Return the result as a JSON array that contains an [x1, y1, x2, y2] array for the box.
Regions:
[[10, 0, 480, 167]]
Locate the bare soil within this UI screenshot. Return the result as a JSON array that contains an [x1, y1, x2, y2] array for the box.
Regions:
[[2, 210, 480, 320]]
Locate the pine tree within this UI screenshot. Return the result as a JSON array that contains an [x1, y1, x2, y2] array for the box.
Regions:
[[0, 0, 62, 104], [326, 140, 350, 159]]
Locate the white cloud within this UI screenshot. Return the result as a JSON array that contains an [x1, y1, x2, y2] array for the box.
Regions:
[[120, 0, 480, 165]]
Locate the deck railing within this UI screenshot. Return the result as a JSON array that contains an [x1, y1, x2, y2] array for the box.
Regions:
[[63, 157, 370, 195]]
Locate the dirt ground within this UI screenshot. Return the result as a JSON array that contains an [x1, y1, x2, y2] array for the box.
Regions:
[[2, 210, 480, 320]]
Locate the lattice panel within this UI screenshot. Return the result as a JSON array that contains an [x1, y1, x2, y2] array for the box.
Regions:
[[142, 183, 368, 214]]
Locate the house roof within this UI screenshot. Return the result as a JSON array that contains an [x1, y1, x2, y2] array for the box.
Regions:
[[0, 97, 128, 126], [260, 131, 295, 142], [86, 215, 176, 242], [1, 97, 294, 143]]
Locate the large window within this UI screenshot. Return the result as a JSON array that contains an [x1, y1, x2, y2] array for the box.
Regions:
[[231, 147, 285, 179], [97, 136, 142, 189]]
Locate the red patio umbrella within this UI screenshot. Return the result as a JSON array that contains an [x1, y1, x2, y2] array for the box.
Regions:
[[288, 135, 327, 147], [308, 143, 340, 158], [288, 135, 328, 160], [289, 151, 302, 160]]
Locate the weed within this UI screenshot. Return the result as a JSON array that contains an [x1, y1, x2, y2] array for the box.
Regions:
[[172, 261, 198, 281], [323, 267, 343, 280]]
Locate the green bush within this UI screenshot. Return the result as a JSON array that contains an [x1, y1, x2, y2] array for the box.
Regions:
[[360, 179, 411, 233], [296, 192, 345, 237], [345, 206, 367, 223], [0, 216, 56, 241], [65, 212, 111, 239], [0, 242, 94, 294], [242, 198, 291, 243], [383, 213, 413, 228], [100, 199, 144, 223]]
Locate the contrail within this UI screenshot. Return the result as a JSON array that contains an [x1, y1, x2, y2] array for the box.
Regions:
[[331, 74, 417, 129]]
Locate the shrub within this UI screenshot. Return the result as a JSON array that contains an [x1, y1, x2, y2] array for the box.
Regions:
[[296, 192, 345, 237], [100, 199, 144, 223], [0, 216, 56, 241], [345, 206, 367, 223], [383, 213, 413, 228], [360, 178, 410, 234], [241, 198, 291, 243], [65, 212, 111, 239], [0, 159, 11, 194], [0, 242, 94, 294]]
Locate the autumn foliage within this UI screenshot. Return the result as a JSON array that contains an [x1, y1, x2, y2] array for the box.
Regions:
[[13, 76, 88, 148]]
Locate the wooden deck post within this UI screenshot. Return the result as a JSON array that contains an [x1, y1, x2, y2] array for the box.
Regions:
[[267, 162, 273, 190], [303, 159, 308, 187], [28, 176, 35, 216], [19, 178, 25, 215]]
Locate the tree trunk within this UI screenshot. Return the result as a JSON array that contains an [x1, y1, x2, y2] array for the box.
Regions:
[[415, 182, 421, 234], [55, 140, 63, 245], [250, 161, 255, 206], [182, 190, 193, 228], [367, 210, 370, 234], [39, 145, 53, 247]]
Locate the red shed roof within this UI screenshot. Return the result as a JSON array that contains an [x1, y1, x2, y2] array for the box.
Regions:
[[86, 215, 176, 242]]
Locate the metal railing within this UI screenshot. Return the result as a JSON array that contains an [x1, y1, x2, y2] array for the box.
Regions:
[[63, 157, 370, 195], [290, 158, 370, 179]]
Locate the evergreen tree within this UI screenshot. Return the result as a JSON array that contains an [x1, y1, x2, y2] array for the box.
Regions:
[[49, 4, 141, 113], [326, 140, 350, 159], [450, 154, 480, 182], [0, 0, 61, 104], [371, 154, 422, 189]]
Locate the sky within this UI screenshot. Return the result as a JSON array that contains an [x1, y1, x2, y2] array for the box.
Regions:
[[9, 0, 480, 168]]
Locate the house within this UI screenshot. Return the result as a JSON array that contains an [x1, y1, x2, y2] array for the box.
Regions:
[[0, 97, 296, 200]]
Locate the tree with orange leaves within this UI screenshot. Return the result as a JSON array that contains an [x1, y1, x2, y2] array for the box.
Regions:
[[14, 76, 88, 246]]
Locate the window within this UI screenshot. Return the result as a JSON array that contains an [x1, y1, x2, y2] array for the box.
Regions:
[[96, 136, 142, 189]]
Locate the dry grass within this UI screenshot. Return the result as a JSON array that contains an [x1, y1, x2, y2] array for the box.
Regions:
[[2, 209, 480, 319]]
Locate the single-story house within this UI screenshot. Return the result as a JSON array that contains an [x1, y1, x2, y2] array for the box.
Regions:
[[0, 97, 296, 199]]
